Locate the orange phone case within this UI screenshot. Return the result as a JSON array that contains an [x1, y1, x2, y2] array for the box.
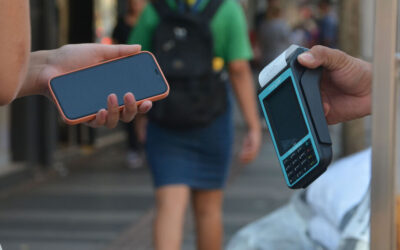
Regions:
[[48, 51, 170, 126]]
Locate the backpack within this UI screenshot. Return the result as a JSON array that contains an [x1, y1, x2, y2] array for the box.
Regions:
[[149, 0, 227, 129]]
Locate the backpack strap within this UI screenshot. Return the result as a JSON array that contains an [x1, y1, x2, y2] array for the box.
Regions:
[[152, 0, 173, 19], [201, 0, 224, 21]]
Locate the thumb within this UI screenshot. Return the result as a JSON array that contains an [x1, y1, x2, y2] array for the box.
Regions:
[[298, 45, 350, 71]]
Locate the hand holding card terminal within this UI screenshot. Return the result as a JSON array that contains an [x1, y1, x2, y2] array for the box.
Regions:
[[258, 45, 332, 189]]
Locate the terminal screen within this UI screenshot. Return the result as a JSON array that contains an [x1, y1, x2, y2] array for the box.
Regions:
[[263, 77, 308, 155]]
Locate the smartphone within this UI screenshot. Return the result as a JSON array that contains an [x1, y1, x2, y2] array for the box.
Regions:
[[49, 51, 169, 125]]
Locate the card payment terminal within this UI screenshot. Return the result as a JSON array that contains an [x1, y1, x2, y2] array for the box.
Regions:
[[258, 45, 332, 189]]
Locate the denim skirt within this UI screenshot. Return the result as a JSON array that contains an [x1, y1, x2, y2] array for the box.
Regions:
[[145, 100, 234, 189]]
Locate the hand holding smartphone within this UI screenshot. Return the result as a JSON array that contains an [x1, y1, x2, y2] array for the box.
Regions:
[[48, 51, 169, 125]]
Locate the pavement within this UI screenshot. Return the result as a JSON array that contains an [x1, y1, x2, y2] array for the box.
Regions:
[[0, 123, 342, 250]]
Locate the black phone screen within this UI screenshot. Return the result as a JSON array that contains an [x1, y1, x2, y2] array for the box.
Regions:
[[263, 77, 308, 156], [50, 52, 168, 120]]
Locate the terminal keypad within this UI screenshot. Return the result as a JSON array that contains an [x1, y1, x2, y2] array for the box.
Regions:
[[282, 140, 317, 184]]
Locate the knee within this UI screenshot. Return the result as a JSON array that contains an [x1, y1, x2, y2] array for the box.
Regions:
[[194, 202, 222, 220]]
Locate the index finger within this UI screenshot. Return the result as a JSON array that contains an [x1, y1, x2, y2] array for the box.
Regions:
[[93, 44, 142, 61]]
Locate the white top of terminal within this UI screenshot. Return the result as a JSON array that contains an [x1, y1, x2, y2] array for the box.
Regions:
[[258, 44, 300, 88]]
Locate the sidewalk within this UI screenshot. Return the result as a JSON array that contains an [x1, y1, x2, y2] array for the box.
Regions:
[[0, 126, 337, 250]]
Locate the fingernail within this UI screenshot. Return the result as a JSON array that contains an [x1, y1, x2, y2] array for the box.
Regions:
[[299, 52, 315, 63], [144, 100, 152, 109], [109, 94, 117, 105], [99, 108, 106, 117], [125, 93, 134, 103]]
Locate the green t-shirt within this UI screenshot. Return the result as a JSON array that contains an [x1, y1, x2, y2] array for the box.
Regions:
[[128, 0, 253, 63]]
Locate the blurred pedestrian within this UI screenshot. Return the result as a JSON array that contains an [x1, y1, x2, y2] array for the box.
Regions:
[[129, 0, 262, 249], [112, 0, 147, 44], [0, 1, 151, 128], [296, 3, 320, 48], [257, 2, 292, 65], [316, 0, 338, 48], [112, 0, 148, 167], [291, 23, 309, 47]]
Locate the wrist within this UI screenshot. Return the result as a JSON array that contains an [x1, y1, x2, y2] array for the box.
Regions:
[[18, 50, 51, 98], [248, 122, 261, 133], [33, 50, 52, 97]]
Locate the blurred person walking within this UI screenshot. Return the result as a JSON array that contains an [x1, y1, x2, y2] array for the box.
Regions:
[[128, 0, 262, 249], [112, 0, 146, 44], [292, 3, 320, 48], [112, 0, 148, 168], [256, 1, 292, 66], [316, 0, 338, 48]]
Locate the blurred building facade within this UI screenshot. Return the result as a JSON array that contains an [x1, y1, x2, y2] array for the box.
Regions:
[[0, 0, 115, 180]]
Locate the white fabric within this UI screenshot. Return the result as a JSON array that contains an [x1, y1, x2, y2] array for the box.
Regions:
[[227, 149, 372, 250], [306, 148, 371, 228], [338, 191, 370, 249], [308, 215, 341, 250], [226, 193, 315, 250]]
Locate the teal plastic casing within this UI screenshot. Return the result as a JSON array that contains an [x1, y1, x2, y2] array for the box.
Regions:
[[258, 45, 332, 189]]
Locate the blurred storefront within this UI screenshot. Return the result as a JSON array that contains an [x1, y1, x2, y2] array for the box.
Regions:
[[9, 0, 60, 174], [0, 0, 122, 179], [95, 0, 117, 44]]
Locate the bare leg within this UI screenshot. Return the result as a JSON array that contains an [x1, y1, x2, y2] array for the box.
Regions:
[[192, 189, 224, 250], [154, 185, 190, 250]]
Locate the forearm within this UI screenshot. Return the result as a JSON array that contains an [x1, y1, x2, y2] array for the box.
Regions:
[[229, 61, 261, 131], [0, 0, 31, 104]]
